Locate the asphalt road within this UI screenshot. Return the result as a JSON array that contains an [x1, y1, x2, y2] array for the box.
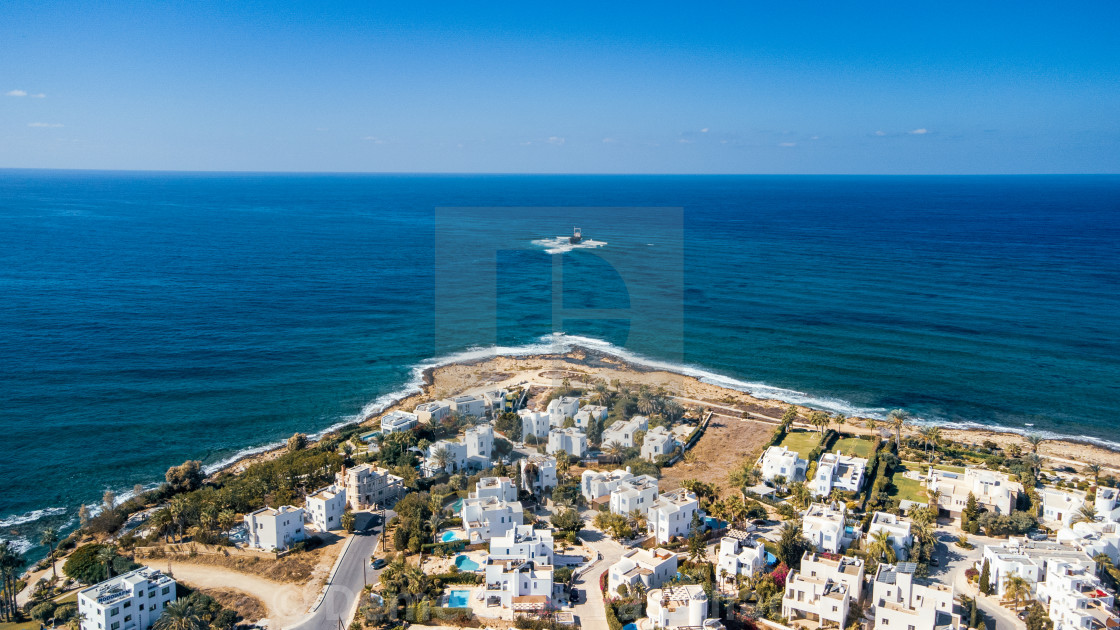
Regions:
[[289, 511, 392, 630]]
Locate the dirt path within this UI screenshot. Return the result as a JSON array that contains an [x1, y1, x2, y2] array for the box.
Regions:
[[142, 560, 315, 629]]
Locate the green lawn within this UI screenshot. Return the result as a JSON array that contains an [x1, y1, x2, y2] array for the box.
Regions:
[[832, 437, 875, 459], [776, 430, 822, 458], [902, 461, 966, 474], [0, 621, 38, 630], [888, 466, 927, 503]]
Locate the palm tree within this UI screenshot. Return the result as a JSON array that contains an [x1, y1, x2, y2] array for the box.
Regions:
[[729, 464, 761, 502], [1003, 575, 1031, 611], [40, 527, 59, 580], [833, 412, 847, 434], [887, 409, 910, 447], [920, 426, 942, 463], [605, 440, 625, 464], [664, 400, 686, 424], [432, 445, 453, 472], [1085, 463, 1102, 486], [1092, 552, 1113, 577], [867, 529, 896, 563], [0, 542, 25, 622], [217, 509, 237, 544], [1025, 434, 1044, 454], [637, 391, 658, 416], [96, 545, 116, 581], [865, 418, 877, 431], [168, 496, 188, 542], [1072, 504, 1099, 525], [809, 411, 830, 435], [153, 599, 205, 630], [592, 383, 614, 406], [522, 462, 539, 494]]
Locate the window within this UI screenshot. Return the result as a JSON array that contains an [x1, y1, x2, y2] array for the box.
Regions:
[[110, 608, 119, 617], [883, 619, 889, 626], [111, 624, 119, 630], [124, 602, 131, 609], [124, 616, 132, 623], [162, 587, 170, 595]]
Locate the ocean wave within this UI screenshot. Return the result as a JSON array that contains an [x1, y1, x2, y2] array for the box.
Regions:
[[0, 536, 34, 555], [530, 237, 608, 255], [0, 506, 67, 529]]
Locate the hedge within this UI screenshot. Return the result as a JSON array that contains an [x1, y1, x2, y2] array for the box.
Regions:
[[429, 572, 483, 585], [421, 540, 466, 554], [430, 607, 473, 620]]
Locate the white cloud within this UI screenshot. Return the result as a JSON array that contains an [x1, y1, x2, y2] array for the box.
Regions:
[[810, 136, 819, 140], [678, 138, 693, 144], [778, 142, 797, 147], [546, 136, 565, 145], [362, 136, 385, 144], [7, 89, 27, 97], [28, 122, 63, 128], [874, 130, 887, 136], [601, 137, 616, 144], [910, 128, 929, 135], [30, 93, 45, 98], [700, 127, 709, 133]]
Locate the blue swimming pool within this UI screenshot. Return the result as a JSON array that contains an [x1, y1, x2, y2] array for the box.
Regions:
[[455, 555, 480, 571], [623, 624, 637, 630], [447, 589, 470, 608], [440, 530, 463, 542]]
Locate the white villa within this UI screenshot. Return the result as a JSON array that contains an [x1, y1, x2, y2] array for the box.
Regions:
[[811, 451, 867, 497], [450, 394, 487, 418], [482, 388, 511, 415], [462, 495, 524, 543], [520, 455, 557, 496], [305, 484, 346, 531], [717, 529, 767, 582], [483, 558, 553, 614], [871, 562, 959, 630], [647, 584, 710, 629], [927, 466, 1021, 521], [245, 505, 306, 552], [422, 439, 468, 475], [980, 539, 1089, 596], [1096, 487, 1120, 523], [473, 476, 518, 502], [868, 512, 913, 560], [581, 468, 633, 503], [489, 525, 554, 565], [381, 410, 418, 434], [803, 503, 852, 554], [547, 427, 588, 457], [415, 401, 451, 424], [650, 488, 701, 544], [607, 547, 678, 594], [782, 552, 865, 629], [1036, 559, 1118, 630], [641, 426, 678, 461], [337, 464, 403, 510], [464, 422, 494, 468], [519, 409, 551, 440], [79, 568, 177, 630], [1039, 487, 1086, 528], [759, 445, 808, 483], [574, 405, 608, 429], [609, 474, 660, 518], [602, 415, 649, 448], [547, 396, 581, 423]]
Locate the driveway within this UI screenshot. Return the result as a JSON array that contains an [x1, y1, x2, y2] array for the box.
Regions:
[[933, 529, 1025, 630], [570, 527, 628, 629]]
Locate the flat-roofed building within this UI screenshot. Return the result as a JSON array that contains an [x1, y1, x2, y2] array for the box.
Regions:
[[650, 489, 701, 544], [1039, 488, 1086, 528], [546, 396, 581, 424], [472, 476, 517, 502], [1036, 558, 1118, 630], [811, 451, 868, 497], [602, 416, 649, 448], [582, 468, 633, 503], [306, 484, 346, 531], [760, 445, 808, 483], [519, 409, 551, 440], [981, 538, 1088, 595], [574, 405, 608, 429], [782, 552, 865, 628], [381, 410, 418, 434], [482, 558, 553, 613], [868, 512, 914, 560], [245, 505, 306, 551], [647, 584, 710, 629], [547, 427, 587, 457], [462, 495, 524, 543], [520, 455, 557, 496], [718, 529, 767, 582], [78, 568, 177, 630], [928, 466, 1021, 521], [872, 562, 960, 630], [450, 394, 487, 418], [642, 426, 679, 462], [414, 401, 451, 424], [608, 547, 678, 594], [803, 503, 852, 554], [488, 525, 554, 566], [336, 464, 403, 510], [609, 474, 659, 518]]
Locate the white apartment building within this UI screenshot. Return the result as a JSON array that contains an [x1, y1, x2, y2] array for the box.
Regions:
[[574, 405, 608, 429], [414, 401, 451, 424], [927, 467, 1021, 521], [464, 422, 494, 468], [336, 464, 403, 510], [473, 476, 517, 502], [1039, 488, 1086, 528], [718, 529, 767, 582], [547, 427, 588, 457], [641, 426, 678, 461], [980, 539, 1088, 595], [519, 409, 551, 440], [868, 512, 914, 560], [305, 484, 346, 531], [608, 547, 678, 594], [609, 474, 660, 518], [245, 505, 306, 552], [488, 525, 554, 565], [650, 489, 701, 544], [811, 451, 868, 497], [423, 439, 468, 475], [602, 415, 649, 448], [782, 552, 865, 628], [381, 410, 418, 434], [78, 568, 177, 630], [520, 455, 557, 496], [1095, 487, 1120, 523], [871, 562, 959, 630], [647, 585, 710, 629], [450, 394, 487, 418], [1036, 559, 1118, 630], [1058, 521, 1120, 565], [804, 503, 852, 554], [546, 396, 581, 423], [462, 496, 524, 543], [482, 559, 553, 613], [759, 445, 809, 483], [581, 468, 634, 503]]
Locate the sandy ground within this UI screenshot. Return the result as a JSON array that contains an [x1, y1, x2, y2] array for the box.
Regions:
[[142, 559, 315, 629], [659, 415, 775, 493], [199, 586, 268, 623]]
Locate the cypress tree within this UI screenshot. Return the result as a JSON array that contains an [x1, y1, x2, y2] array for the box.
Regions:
[[979, 558, 991, 595]]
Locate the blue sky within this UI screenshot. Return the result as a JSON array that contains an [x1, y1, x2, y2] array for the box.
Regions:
[[2, 1, 1118, 173]]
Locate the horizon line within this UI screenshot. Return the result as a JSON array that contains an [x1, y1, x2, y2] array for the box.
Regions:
[[1, 167, 1118, 177]]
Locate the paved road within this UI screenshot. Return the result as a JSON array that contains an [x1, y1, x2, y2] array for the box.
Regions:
[[932, 529, 1024, 630], [569, 523, 628, 629], [289, 511, 391, 630]]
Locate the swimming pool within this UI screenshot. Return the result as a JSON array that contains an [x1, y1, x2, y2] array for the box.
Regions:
[[447, 589, 471, 608], [623, 624, 637, 630], [440, 530, 464, 542], [455, 555, 480, 571]]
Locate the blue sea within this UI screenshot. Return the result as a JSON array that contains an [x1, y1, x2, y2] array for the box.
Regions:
[[1, 171, 1118, 557]]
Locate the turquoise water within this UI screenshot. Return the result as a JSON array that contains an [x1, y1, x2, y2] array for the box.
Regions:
[[447, 590, 470, 608], [441, 530, 464, 543], [455, 555, 480, 571], [1, 172, 1119, 560]]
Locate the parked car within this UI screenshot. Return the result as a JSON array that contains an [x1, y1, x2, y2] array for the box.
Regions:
[[569, 589, 580, 604], [371, 557, 387, 569]]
